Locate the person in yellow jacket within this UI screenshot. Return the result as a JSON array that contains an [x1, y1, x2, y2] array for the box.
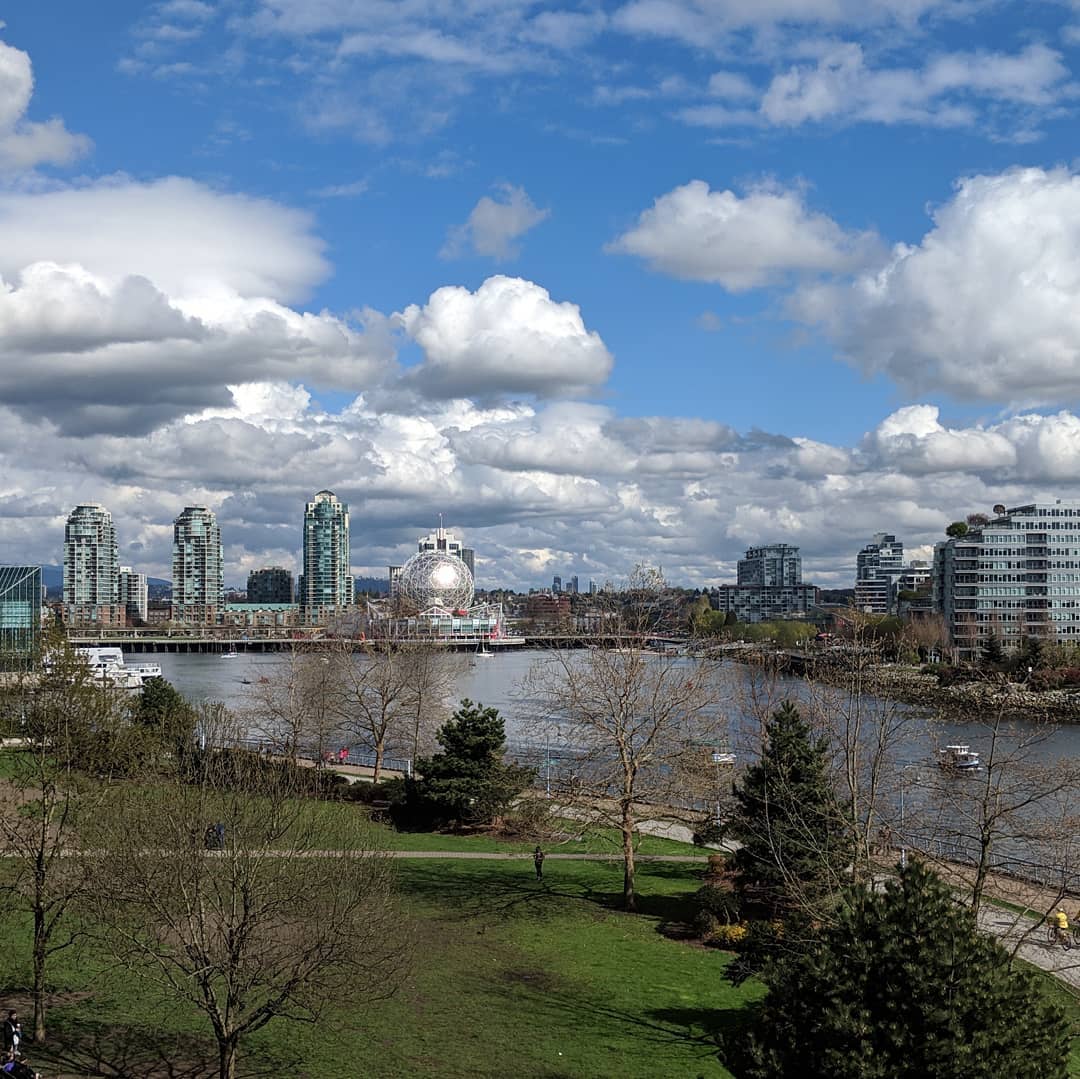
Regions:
[[1051, 908, 1071, 948]]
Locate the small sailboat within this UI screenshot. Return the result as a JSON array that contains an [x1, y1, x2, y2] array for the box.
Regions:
[[476, 640, 494, 658], [221, 648, 239, 659]]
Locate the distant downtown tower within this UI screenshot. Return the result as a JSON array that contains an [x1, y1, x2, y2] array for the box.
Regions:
[[172, 506, 223, 622], [301, 490, 352, 616], [63, 503, 118, 607]]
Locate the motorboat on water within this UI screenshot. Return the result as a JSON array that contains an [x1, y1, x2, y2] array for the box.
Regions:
[[221, 650, 240, 659], [938, 744, 982, 773], [75, 647, 162, 690]]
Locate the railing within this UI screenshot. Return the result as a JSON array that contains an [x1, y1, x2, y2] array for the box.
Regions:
[[215, 735, 413, 777], [900, 831, 1080, 894]]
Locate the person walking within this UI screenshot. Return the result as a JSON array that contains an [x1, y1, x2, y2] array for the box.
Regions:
[[533, 846, 545, 880], [2, 1011, 20, 1058]]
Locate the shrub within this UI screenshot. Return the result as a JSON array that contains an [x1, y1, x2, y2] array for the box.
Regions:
[[709, 922, 749, 947], [692, 819, 725, 847]]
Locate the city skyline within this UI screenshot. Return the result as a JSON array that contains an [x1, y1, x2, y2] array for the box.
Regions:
[[4, 6, 1080, 589]]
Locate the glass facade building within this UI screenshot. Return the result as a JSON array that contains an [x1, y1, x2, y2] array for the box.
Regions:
[[302, 490, 351, 617], [934, 501, 1080, 660], [172, 506, 223, 622], [63, 503, 118, 605], [0, 566, 42, 671]]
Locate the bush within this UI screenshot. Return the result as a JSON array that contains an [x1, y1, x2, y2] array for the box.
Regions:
[[497, 797, 555, 839], [707, 922, 749, 948], [692, 819, 725, 846], [693, 880, 740, 928]]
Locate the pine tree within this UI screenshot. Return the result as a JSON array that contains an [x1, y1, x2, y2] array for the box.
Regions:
[[737, 860, 1070, 1079], [411, 699, 533, 827], [981, 632, 1006, 667], [730, 700, 851, 915]]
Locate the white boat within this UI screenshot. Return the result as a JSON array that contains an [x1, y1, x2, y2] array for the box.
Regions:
[[938, 744, 982, 772], [75, 647, 160, 690], [221, 650, 239, 659], [476, 641, 494, 658]]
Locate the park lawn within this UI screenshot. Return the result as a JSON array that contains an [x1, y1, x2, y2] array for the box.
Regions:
[[10, 859, 755, 1079], [304, 799, 708, 856]]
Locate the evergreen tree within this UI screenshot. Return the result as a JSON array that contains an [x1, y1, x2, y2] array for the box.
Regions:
[[730, 701, 850, 915], [981, 632, 1006, 667], [736, 860, 1070, 1079], [136, 676, 196, 760], [1020, 634, 1046, 672], [410, 700, 533, 827]]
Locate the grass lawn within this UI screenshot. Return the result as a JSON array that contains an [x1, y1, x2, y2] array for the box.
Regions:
[[302, 799, 708, 857], [4, 859, 757, 1079]]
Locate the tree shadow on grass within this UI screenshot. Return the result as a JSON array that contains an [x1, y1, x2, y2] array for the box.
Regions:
[[490, 980, 742, 1072], [395, 859, 703, 931], [32, 1016, 295, 1079], [395, 861, 591, 924]]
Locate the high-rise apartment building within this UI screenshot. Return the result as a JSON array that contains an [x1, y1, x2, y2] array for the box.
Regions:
[[854, 533, 906, 614], [716, 543, 816, 623], [118, 566, 148, 623], [63, 503, 118, 606], [172, 506, 223, 622], [737, 544, 802, 587], [302, 490, 351, 617], [552, 575, 562, 593], [419, 525, 461, 558], [248, 566, 294, 605], [417, 523, 475, 585], [934, 501, 1080, 660]]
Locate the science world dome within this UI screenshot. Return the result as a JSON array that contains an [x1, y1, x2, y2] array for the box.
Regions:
[[398, 550, 474, 611]]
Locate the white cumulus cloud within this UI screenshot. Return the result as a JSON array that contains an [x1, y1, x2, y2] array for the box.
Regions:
[[397, 275, 614, 398], [608, 179, 879, 290], [796, 167, 1080, 404], [0, 36, 91, 171]]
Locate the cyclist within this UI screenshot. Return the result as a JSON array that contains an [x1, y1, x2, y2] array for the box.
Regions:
[[1051, 908, 1071, 948]]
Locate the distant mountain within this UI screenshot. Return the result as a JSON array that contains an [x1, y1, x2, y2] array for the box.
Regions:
[[39, 564, 171, 598], [354, 576, 389, 594]]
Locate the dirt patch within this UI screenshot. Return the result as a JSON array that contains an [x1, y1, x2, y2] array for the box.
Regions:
[[499, 968, 562, 992]]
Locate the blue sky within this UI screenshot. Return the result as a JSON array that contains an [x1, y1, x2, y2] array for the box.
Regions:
[[4, 0, 1080, 588]]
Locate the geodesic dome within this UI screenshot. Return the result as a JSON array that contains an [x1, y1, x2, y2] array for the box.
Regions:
[[398, 550, 474, 610]]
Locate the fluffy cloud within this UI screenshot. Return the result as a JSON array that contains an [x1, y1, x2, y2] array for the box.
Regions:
[[396, 275, 614, 398], [796, 167, 1080, 404], [0, 37, 90, 171], [12, 379, 1080, 589], [441, 184, 550, 261], [0, 179, 389, 435], [0, 177, 329, 303], [608, 180, 878, 290]]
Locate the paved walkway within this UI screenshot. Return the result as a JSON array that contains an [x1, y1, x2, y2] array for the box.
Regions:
[[975, 904, 1080, 988], [380, 850, 708, 862]]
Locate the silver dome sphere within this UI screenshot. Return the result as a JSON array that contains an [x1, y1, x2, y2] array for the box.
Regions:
[[398, 550, 474, 610]]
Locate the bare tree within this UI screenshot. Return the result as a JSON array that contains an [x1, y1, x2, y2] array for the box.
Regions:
[[521, 644, 727, 911], [84, 741, 409, 1079], [334, 642, 461, 780], [243, 645, 342, 762], [0, 640, 137, 1043]]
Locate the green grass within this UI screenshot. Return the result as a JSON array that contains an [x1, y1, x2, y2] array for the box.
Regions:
[[8, 859, 755, 1079], [303, 799, 707, 856], [1020, 961, 1080, 1076]]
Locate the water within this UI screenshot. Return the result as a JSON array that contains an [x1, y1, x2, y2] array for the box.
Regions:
[[147, 648, 1080, 871]]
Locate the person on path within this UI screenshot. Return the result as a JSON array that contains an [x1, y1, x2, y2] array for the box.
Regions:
[[1052, 908, 1071, 948], [2, 1012, 19, 1057], [534, 846, 545, 880]]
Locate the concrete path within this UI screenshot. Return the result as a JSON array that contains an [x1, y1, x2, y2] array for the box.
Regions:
[[976, 904, 1080, 988], [380, 850, 708, 862]]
